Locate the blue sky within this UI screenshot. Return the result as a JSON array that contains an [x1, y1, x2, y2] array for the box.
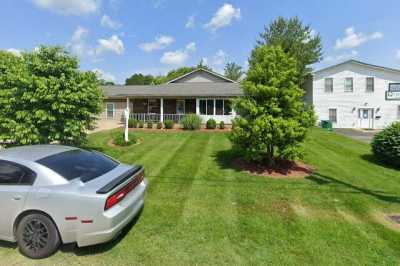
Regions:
[[1, 0, 400, 84]]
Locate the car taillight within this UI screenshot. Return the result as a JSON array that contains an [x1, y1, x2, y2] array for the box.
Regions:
[[105, 170, 144, 210]]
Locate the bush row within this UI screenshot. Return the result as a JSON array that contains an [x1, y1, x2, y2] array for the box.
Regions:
[[127, 116, 227, 130]]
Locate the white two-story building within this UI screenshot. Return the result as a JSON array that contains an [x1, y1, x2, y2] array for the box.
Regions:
[[306, 60, 400, 129]]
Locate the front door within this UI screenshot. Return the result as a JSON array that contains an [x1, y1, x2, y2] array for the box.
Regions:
[[359, 108, 374, 129], [176, 100, 185, 115]]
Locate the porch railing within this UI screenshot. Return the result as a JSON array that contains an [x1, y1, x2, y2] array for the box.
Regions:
[[129, 113, 185, 123]]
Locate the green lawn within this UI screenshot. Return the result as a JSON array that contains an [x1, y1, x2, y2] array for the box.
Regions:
[[1, 128, 400, 265]]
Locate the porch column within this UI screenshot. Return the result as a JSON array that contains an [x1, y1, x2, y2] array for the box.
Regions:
[[160, 98, 164, 122], [213, 99, 216, 115], [196, 98, 200, 115]]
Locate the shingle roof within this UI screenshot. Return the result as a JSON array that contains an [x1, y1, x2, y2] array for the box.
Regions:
[[313, 59, 400, 75], [167, 68, 237, 83], [102, 83, 243, 98]]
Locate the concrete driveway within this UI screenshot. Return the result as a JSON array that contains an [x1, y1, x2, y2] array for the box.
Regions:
[[334, 128, 379, 143], [89, 120, 122, 133]]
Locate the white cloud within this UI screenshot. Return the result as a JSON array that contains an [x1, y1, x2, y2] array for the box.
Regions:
[[67, 26, 90, 56], [396, 50, 400, 60], [324, 50, 358, 63], [201, 57, 208, 65], [212, 49, 228, 66], [185, 15, 195, 29], [160, 42, 196, 65], [95, 35, 124, 55], [139, 35, 174, 52], [93, 68, 116, 82], [32, 0, 100, 15], [335, 27, 383, 50], [204, 3, 241, 32], [101, 15, 122, 30], [6, 48, 21, 56]]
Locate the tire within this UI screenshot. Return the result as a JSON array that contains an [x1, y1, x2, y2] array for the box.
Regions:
[[16, 213, 61, 259]]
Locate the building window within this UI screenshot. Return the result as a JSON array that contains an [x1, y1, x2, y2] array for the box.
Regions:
[[199, 100, 207, 115], [325, 78, 333, 93], [329, 108, 337, 123], [216, 99, 224, 115], [224, 100, 232, 115], [366, 77, 374, 92], [345, 78, 353, 92], [106, 103, 114, 119], [207, 100, 214, 115]]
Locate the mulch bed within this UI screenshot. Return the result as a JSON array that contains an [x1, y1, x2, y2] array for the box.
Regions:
[[107, 138, 143, 148], [233, 158, 314, 178]]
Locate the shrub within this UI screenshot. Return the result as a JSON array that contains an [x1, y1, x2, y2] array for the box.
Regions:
[[372, 122, 400, 167], [147, 121, 153, 129], [206, 119, 217, 129], [128, 119, 138, 128], [113, 132, 137, 146], [181, 114, 202, 130], [219, 121, 225, 129], [164, 120, 174, 129], [157, 122, 163, 129], [230, 46, 315, 165], [138, 121, 144, 128]]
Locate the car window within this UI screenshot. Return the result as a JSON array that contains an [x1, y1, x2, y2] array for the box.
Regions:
[[0, 160, 36, 185], [36, 149, 119, 183]]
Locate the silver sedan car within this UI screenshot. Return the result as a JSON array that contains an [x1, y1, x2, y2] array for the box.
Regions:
[[0, 145, 147, 259]]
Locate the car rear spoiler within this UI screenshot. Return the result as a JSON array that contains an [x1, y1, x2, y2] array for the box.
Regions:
[[96, 165, 144, 194]]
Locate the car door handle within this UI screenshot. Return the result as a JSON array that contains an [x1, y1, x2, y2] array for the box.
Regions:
[[12, 196, 22, 201]]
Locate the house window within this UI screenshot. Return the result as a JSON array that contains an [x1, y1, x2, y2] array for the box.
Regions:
[[366, 77, 374, 92], [106, 103, 114, 119], [325, 78, 333, 93], [224, 100, 232, 115], [199, 100, 207, 115], [329, 108, 337, 123], [216, 99, 224, 115], [207, 100, 214, 115], [345, 78, 353, 92]]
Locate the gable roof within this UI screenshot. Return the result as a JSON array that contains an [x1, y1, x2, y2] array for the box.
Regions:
[[102, 83, 242, 98], [313, 59, 400, 75], [167, 68, 237, 83]]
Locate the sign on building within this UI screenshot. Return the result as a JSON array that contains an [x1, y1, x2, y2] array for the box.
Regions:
[[386, 83, 400, 100]]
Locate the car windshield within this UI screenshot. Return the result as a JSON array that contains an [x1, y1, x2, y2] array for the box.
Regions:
[[36, 149, 119, 182]]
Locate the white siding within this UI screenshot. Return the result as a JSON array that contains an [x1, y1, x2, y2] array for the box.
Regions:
[[312, 62, 400, 129]]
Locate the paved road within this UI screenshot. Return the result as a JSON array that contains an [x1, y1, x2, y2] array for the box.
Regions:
[[334, 128, 379, 143]]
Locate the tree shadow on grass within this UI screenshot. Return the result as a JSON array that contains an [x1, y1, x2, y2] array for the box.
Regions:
[[360, 154, 400, 171], [60, 207, 143, 256], [306, 173, 400, 204]]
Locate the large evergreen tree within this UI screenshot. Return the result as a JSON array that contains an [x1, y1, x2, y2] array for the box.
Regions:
[[230, 45, 316, 165], [258, 17, 322, 85]]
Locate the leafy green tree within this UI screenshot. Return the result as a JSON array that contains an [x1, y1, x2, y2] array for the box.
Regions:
[[258, 17, 322, 85], [98, 79, 115, 85], [196, 59, 213, 71], [0, 46, 103, 146], [154, 67, 195, 84], [224, 62, 244, 81], [230, 45, 316, 165], [125, 73, 155, 85]]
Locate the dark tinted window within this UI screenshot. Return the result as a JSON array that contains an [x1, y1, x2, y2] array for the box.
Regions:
[[199, 100, 207, 115], [0, 161, 36, 185], [37, 149, 119, 182]]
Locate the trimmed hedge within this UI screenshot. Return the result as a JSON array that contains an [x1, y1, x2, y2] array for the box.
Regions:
[[164, 120, 174, 129], [219, 121, 225, 129], [147, 121, 153, 129], [181, 114, 202, 130], [157, 122, 163, 129], [206, 119, 217, 129], [138, 121, 144, 128], [128, 119, 138, 128], [372, 122, 400, 167]]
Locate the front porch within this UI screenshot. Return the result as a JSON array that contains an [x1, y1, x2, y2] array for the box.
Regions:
[[105, 97, 235, 124]]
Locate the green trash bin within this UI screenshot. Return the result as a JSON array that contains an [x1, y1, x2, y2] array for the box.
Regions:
[[321, 120, 333, 131]]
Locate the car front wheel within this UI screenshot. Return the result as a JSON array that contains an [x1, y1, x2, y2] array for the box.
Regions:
[[16, 213, 61, 259]]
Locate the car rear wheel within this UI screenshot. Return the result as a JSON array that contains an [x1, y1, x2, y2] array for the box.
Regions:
[[16, 213, 60, 259]]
